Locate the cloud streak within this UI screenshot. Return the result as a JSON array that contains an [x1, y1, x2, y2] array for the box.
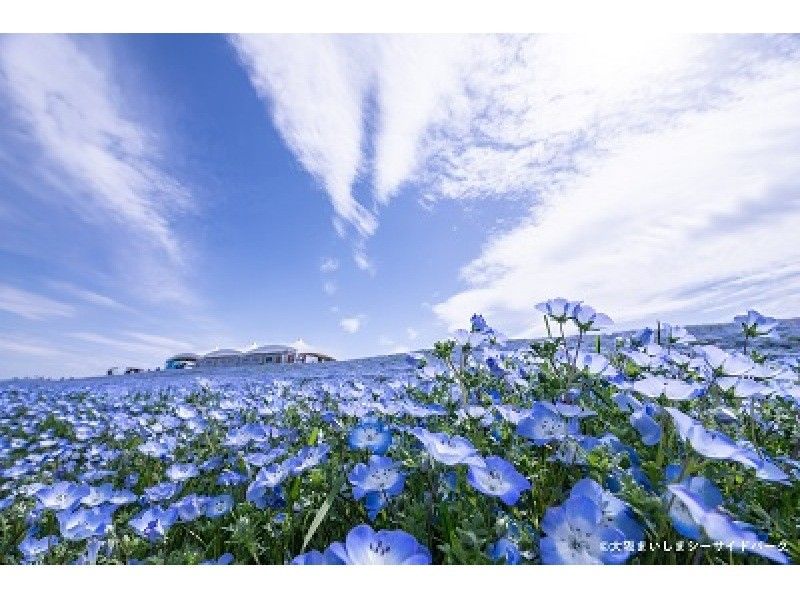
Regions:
[[230, 34, 469, 243], [0, 284, 75, 320], [67, 330, 193, 358], [47, 280, 131, 312], [0, 34, 195, 305], [433, 47, 800, 334], [0, 334, 64, 357], [232, 34, 800, 331]]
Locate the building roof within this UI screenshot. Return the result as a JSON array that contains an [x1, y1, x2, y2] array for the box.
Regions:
[[246, 344, 296, 354], [168, 352, 199, 361], [203, 348, 243, 358]]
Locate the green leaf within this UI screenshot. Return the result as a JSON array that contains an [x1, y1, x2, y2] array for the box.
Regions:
[[300, 470, 346, 554], [307, 427, 319, 446]]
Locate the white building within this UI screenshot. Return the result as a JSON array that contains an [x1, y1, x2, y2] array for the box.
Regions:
[[241, 344, 298, 364], [165, 353, 199, 369], [198, 348, 244, 367], [165, 344, 331, 370]]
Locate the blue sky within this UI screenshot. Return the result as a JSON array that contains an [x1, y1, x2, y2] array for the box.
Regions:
[[1, 34, 800, 378]]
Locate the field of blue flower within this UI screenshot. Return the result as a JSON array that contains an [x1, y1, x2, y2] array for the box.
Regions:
[[1, 300, 798, 565]]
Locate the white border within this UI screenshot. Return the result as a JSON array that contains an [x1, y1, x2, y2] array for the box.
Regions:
[[2, 2, 799, 595], [0, 563, 797, 598], [1, 0, 799, 33]]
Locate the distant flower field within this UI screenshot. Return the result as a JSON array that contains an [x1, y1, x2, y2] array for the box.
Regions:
[[1, 301, 798, 565]]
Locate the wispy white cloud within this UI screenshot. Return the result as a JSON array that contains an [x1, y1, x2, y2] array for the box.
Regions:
[[418, 35, 800, 204], [231, 34, 378, 237], [124, 332, 193, 352], [231, 33, 800, 331], [339, 315, 365, 334], [434, 47, 800, 334], [47, 280, 131, 311], [67, 330, 193, 358], [0, 284, 75, 320], [0, 34, 195, 305], [323, 281, 337, 296], [0, 334, 64, 357], [230, 34, 469, 242]]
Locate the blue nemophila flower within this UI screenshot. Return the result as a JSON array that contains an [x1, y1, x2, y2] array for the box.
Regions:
[[35, 481, 90, 511], [495, 404, 530, 425], [174, 494, 209, 522], [246, 479, 286, 509], [291, 547, 345, 565], [631, 327, 656, 346], [218, 470, 247, 486], [683, 422, 741, 460], [348, 419, 392, 455], [403, 400, 447, 418], [349, 456, 406, 499], [244, 447, 286, 468], [551, 402, 596, 419], [288, 444, 330, 474], [487, 537, 522, 565], [535, 298, 580, 322], [568, 478, 643, 556], [74, 537, 102, 565], [470, 313, 490, 333], [199, 455, 224, 472], [725, 444, 790, 484], [663, 408, 787, 482], [81, 483, 114, 507], [700, 345, 756, 376], [349, 455, 406, 519], [129, 506, 178, 543], [575, 352, 616, 377], [711, 405, 738, 425], [175, 404, 198, 420], [19, 534, 59, 563], [573, 304, 613, 331], [326, 524, 431, 565], [205, 494, 233, 518], [667, 483, 788, 564], [253, 462, 290, 489], [57, 504, 116, 541], [110, 489, 137, 506], [539, 495, 628, 565], [734, 310, 779, 339], [138, 437, 177, 459], [202, 553, 234, 565], [629, 403, 662, 446], [451, 328, 488, 350], [716, 376, 770, 398], [516, 403, 577, 446], [633, 376, 702, 401], [665, 475, 723, 541], [466, 456, 531, 506], [166, 462, 199, 482], [411, 428, 482, 466], [661, 323, 696, 344], [144, 481, 181, 503]]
